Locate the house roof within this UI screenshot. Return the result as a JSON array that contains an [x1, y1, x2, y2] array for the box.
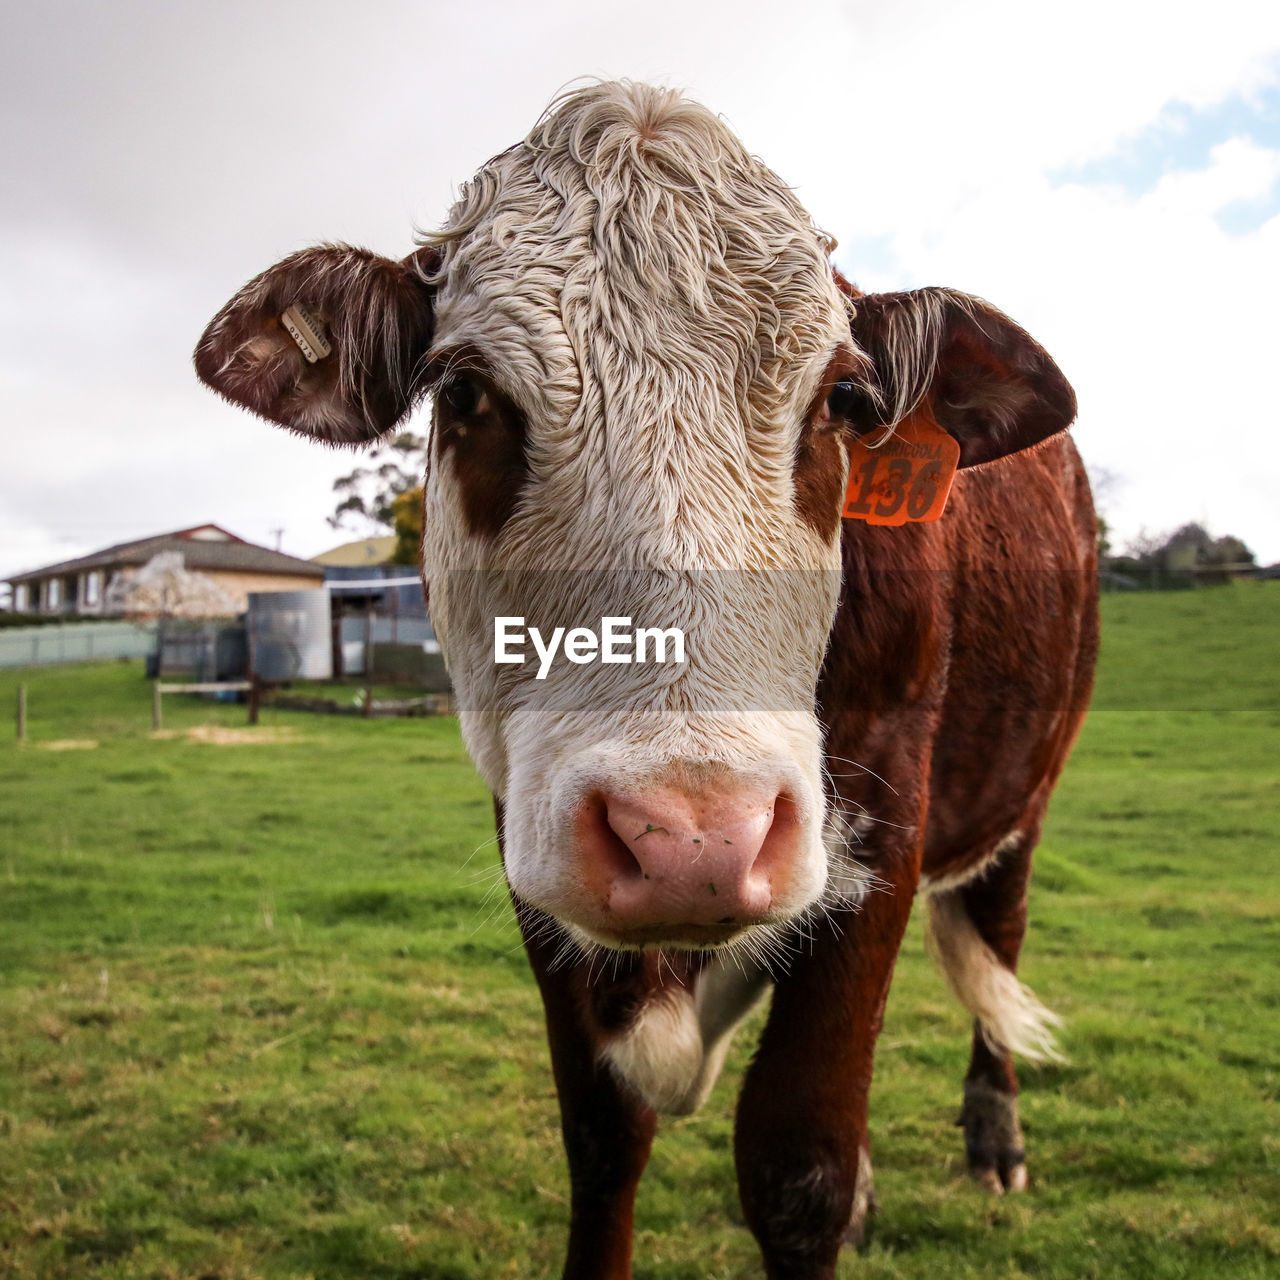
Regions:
[[8, 525, 325, 583]]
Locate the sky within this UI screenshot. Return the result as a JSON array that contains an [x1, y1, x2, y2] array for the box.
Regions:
[[2, 0, 1278, 584]]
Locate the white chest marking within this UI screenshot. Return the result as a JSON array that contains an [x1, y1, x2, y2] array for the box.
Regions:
[[600, 956, 771, 1115]]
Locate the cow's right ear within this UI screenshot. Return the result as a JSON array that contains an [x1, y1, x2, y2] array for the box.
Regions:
[[194, 245, 438, 446]]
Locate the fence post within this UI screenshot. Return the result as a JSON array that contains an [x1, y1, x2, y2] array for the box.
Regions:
[[364, 604, 374, 718], [152, 681, 162, 731], [16, 684, 26, 742]]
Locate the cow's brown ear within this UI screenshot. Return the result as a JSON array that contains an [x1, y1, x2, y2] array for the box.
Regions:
[[194, 245, 438, 446], [850, 288, 1076, 468]]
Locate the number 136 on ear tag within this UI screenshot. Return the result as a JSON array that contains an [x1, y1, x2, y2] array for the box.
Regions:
[[842, 411, 960, 525]]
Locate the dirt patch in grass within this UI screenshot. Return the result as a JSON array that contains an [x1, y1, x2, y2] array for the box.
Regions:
[[150, 725, 314, 746], [37, 739, 99, 751]]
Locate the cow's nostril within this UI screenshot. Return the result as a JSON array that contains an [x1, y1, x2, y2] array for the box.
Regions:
[[577, 793, 647, 895], [754, 792, 800, 879]]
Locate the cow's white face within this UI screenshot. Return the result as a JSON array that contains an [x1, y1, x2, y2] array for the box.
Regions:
[[195, 80, 1078, 958], [419, 85, 855, 952]]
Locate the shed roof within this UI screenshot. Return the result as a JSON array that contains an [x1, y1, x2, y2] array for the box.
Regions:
[[311, 535, 397, 567]]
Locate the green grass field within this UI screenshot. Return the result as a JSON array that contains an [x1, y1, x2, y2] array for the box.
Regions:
[[1, 583, 1277, 1279]]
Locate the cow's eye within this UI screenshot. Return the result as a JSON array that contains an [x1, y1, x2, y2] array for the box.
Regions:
[[826, 379, 861, 420], [441, 375, 486, 417]]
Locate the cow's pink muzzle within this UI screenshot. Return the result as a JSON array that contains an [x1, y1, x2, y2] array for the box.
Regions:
[[571, 780, 806, 946]]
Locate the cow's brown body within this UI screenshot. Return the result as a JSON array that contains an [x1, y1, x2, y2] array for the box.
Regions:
[[195, 81, 1098, 1280], [512, 439, 1097, 1278]]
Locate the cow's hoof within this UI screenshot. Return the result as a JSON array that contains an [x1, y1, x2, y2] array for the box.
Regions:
[[842, 1146, 878, 1248], [959, 1079, 1028, 1194], [970, 1159, 1027, 1194]]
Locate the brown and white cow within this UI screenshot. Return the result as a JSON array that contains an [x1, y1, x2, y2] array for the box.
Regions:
[[195, 81, 1097, 1280]]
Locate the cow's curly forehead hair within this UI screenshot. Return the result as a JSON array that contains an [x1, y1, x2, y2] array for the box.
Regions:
[[418, 81, 847, 429]]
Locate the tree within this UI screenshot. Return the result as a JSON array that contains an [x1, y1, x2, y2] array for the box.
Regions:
[[1096, 514, 1111, 560], [329, 432, 429, 535], [1144, 523, 1256, 569], [1118, 527, 1167, 564], [390, 487, 424, 565], [1113, 523, 1256, 585], [105, 552, 239, 618], [1086, 464, 1121, 561], [1204, 534, 1255, 568]]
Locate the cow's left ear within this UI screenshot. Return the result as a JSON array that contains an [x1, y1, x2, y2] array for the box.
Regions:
[[194, 244, 438, 446], [849, 287, 1076, 468]]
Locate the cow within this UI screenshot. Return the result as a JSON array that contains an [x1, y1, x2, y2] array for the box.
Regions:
[[195, 81, 1097, 1280]]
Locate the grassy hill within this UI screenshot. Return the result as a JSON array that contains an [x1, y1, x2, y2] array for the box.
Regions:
[[0, 583, 1277, 1279]]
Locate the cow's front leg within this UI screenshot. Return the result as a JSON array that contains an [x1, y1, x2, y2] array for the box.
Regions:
[[734, 864, 915, 1280], [514, 901, 657, 1280], [552, 1009, 657, 1280]]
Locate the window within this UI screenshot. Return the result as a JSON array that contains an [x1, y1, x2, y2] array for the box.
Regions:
[[13, 584, 27, 611], [84, 571, 101, 606], [47, 579, 61, 609]]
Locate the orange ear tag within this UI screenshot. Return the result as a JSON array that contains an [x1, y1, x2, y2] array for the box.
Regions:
[[842, 412, 960, 525]]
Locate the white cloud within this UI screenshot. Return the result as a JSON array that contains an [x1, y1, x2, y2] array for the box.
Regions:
[[828, 130, 1280, 561]]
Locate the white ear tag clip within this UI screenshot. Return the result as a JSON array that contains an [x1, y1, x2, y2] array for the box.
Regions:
[[281, 303, 332, 363]]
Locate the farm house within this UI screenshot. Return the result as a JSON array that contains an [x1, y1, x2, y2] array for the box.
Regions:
[[6, 524, 324, 619]]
